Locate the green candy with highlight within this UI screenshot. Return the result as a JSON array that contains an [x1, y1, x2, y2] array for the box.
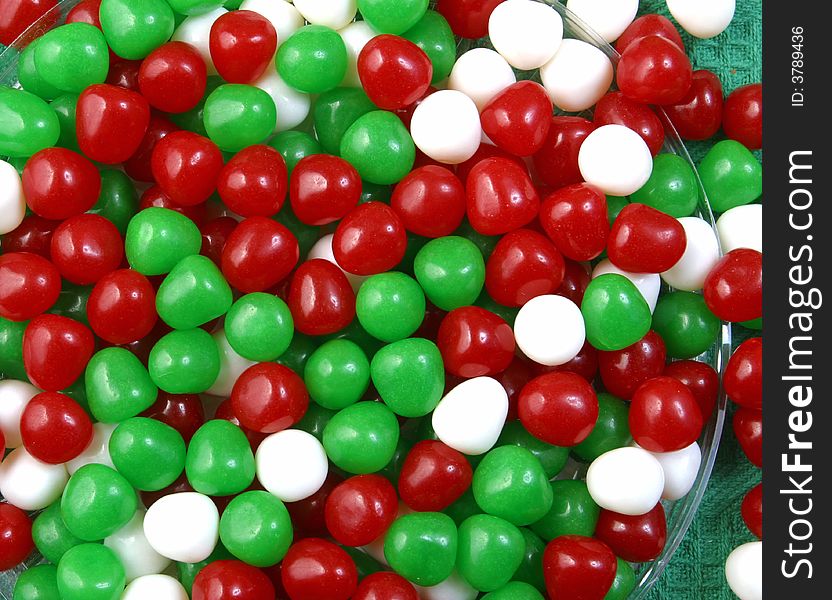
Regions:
[[277, 25, 348, 94], [85, 347, 158, 423], [125, 208, 202, 276], [414, 236, 486, 311], [652, 291, 721, 359], [581, 274, 652, 351], [148, 328, 220, 394], [31, 502, 87, 565], [457, 514, 525, 592], [530, 480, 600, 542], [203, 84, 277, 152], [356, 272, 426, 343], [156, 255, 233, 330], [312, 87, 377, 155], [56, 544, 125, 600], [225, 293, 294, 362], [186, 420, 256, 496], [13, 564, 61, 600], [219, 490, 293, 567], [371, 337, 445, 418], [99, 0, 176, 60], [0, 88, 61, 157], [630, 153, 699, 217], [33, 23, 109, 94], [109, 417, 186, 491], [61, 465, 137, 541], [323, 401, 400, 474], [304, 339, 370, 411], [340, 110, 416, 184], [383, 512, 457, 586]]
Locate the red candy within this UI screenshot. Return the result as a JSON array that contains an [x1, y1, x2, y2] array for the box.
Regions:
[[436, 0, 505, 39], [0, 0, 58, 46], [290, 154, 361, 226], [141, 392, 205, 443], [22, 148, 102, 220], [353, 572, 419, 600], [20, 391, 93, 464], [542, 341, 600, 384], [124, 114, 180, 183], [543, 535, 617, 600], [607, 203, 687, 273], [519, 371, 599, 447], [398, 440, 473, 512], [480, 81, 553, 157], [50, 214, 124, 285], [540, 183, 609, 262], [593, 91, 665, 156], [594, 503, 668, 562], [0, 252, 61, 322], [287, 259, 356, 336], [324, 474, 399, 546], [663, 359, 720, 421], [617, 35, 693, 105], [485, 228, 565, 307], [741, 483, 763, 539], [1, 215, 58, 258], [281, 538, 358, 600], [437, 306, 515, 378], [23, 314, 95, 392], [332, 202, 408, 276], [200, 216, 239, 266], [390, 165, 466, 238], [723, 338, 762, 410], [466, 157, 540, 236], [65, 0, 101, 28], [703, 249, 763, 322], [106, 59, 141, 92], [723, 83, 763, 150], [496, 356, 536, 421], [358, 35, 433, 111], [615, 14, 685, 54], [192, 560, 275, 600], [221, 216, 299, 293], [0, 503, 34, 571], [599, 330, 667, 400], [532, 116, 596, 189], [219, 145, 288, 218], [139, 185, 206, 226], [87, 269, 158, 345], [215, 398, 268, 452], [151, 131, 224, 207], [629, 376, 703, 452], [733, 407, 762, 468], [139, 41, 208, 114], [664, 70, 724, 141], [231, 363, 309, 433], [454, 142, 525, 186], [210, 10, 277, 84], [286, 473, 342, 540], [76, 83, 150, 164], [555, 259, 591, 306]]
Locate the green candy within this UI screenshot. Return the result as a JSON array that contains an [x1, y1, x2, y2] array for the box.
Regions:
[[156, 255, 233, 330], [13, 564, 61, 600], [225, 293, 294, 362], [0, 88, 61, 157], [186, 420, 256, 496], [358, 0, 429, 34], [32, 502, 87, 564], [455, 220, 500, 260], [652, 291, 721, 359], [361, 181, 393, 204], [323, 401, 400, 474], [19, 39, 62, 100], [444, 488, 483, 526], [482, 581, 545, 600], [356, 272, 426, 342], [268, 130, 322, 175], [497, 420, 569, 479], [99, 0, 176, 60], [530, 480, 600, 542], [414, 236, 486, 311], [295, 402, 337, 442], [125, 208, 202, 276], [605, 558, 637, 600], [219, 491, 293, 567], [0, 317, 28, 381], [698, 139, 763, 212], [457, 514, 525, 592], [371, 337, 444, 417], [277, 332, 320, 375], [573, 393, 631, 462], [581, 274, 652, 351], [606, 196, 630, 225], [630, 153, 699, 217], [304, 339, 370, 410], [402, 10, 456, 83], [472, 446, 553, 526], [384, 512, 457, 586], [85, 347, 158, 423], [203, 84, 277, 152], [340, 110, 416, 184], [33, 23, 109, 93], [148, 328, 220, 394], [277, 25, 348, 94], [514, 528, 547, 592], [61, 465, 137, 541], [49, 282, 91, 325], [56, 544, 125, 600], [312, 87, 377, 155], [168, 0, 225, 15], [109, 417, 186, 491], [88, 169, 138, 235]]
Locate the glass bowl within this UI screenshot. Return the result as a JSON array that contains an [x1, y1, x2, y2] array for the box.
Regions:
[[0, 1, 731, 597]]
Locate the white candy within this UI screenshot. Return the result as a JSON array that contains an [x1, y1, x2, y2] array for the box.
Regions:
[[0, 160, 26, 235], [308, 233, 368, 292], [578, 124, 653, 196], [256, 429, 329, 502], [0, 379, 40, 448], [205, 328, 255, 398], [586, 447, 665, 515], [488, 0, 563, 70], [240, 0, 305, 45], [448, 49, 516, 111], [514, 295, 585, 366], [253, 66, 311, 133], [143, 492, 219, 563], [432, 377, 508, 456], [294, 0, 357, 30], [416, 570, 479, 600], [666, 0, 736, 39], [410, 90, 482, 164], [592, 259, 661, 313], [121, 574, 189, 600], [0, 447, 68, 510], [646, 441, 702, 501], [716, 204, 762, 253], [67, 422, 117, 475], [661, 217, 721, 291], [339, 20, 377, 88], [540, 39, 613, 112], [171, 8, 228, 75], [105, 509, 171, 582], [566, 0, 639, 42], [725, 541, 763, 600]]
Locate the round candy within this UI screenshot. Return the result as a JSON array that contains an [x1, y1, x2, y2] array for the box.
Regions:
[[661, 217, 721, 291], [591, 260, 661, 314], [288, 259, 356, 336], [481, 81, 553, 157], [77, 84, 150, 164], [725, 541, 762, 600], [629, 376, 703, 452], [448, 48, 516, 111], [457, 514, 525, 592], [723, 83, 762, 150], [186, 420, 255, 496], [220, 491, 293, 566], [193, 559, 275, 600], [518, 371, 598, 447], [467, 157, 539, 236], [0, 502, 34, 570], [61, 464, 137, 541], [566, 0, 638, 42], [594, 503, 667, 563], [540, 39, 614, 113], [724, 337, 762, 410], [218, 144, 288, 217], [617, 35, 693, 105], [514, 295, 585, 367], [608, 203, 687, 274], [415, 236, 485, 311], [581, 273, 652, 352], [209, 10, 277, 84], [109, 417, 186, 492], [281, 538, 357, 600], [433, 377, 508, 455], [203, 84, 277, 152], [356, 272, 426, 342], [358, 34, 432, 110], [667, 0, 736, 39], [578, 125, 653, 196], [22, 147, 101, 220], [664, 69, 724, 141], [323, 401, 400, 474], [88, 269, 158, 345], [56, 543, 125, 600], [225, 293, 294, 362], [100, 0, 175, 59], [324, 474, 398, 546], [139, 42, 208, 114], [586, 447, 665, 515], [437, 306, 515, 377], [384, 512, 458, 586], [277, 24, 348, 94], [410, 90, 481, 164], [12, 564, 61, 600], [256, 429, 329, 502], [353, 572, 419, 600], [0, 446, 68, 511], [221, 217, 299, 293], [703, 249, 762, 322], [390, 166, 467, 237], [398, 439, 472, 511], [488, 0, 563, 70], [340, 111, 416, 184], [371, 338, 444, 418], [698, 140, 762, 213], [716, 204, 762, 253], [24, 314, 94, 392], [122, 575, 189, 600], [358, 0, 428, 35], [21, 391, 93, 465], [0, 253, 61, 322], [143, 492, 219, 563]]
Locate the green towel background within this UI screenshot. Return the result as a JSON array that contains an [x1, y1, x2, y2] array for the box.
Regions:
[[1, 1, 762, 597]]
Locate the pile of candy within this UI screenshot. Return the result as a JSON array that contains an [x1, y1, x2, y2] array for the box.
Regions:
[[0, 0, 762, 599]]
